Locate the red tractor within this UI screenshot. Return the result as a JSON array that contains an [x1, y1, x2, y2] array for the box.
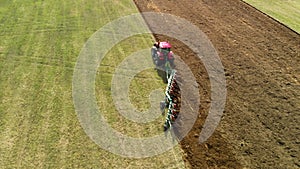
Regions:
[[151, 41, 175, 70]]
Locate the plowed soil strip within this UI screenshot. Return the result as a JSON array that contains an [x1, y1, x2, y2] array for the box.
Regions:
[[133, 0, 300, 168]]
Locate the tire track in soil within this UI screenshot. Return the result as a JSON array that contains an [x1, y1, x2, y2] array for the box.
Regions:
[[133, 0, 300, 168]]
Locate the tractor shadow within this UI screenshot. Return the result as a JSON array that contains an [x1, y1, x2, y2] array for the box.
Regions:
[[155, 68, 168, 84]]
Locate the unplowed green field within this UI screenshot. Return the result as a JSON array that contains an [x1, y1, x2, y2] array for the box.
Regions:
[[244, 0, 300, 33], [0, 0, 186, 168]]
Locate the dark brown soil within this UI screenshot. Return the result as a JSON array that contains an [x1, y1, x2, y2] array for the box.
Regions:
[[133, 0, 300, 168]]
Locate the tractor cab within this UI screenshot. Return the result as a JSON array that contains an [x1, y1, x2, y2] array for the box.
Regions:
[[158, 42, 172, 55]]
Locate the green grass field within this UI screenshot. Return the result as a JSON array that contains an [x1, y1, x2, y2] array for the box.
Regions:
[[243, 0, 300, 33], [0, 0, 186, 168]]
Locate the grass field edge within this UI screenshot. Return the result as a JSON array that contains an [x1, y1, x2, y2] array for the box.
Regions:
[[241, 0, 300, 35]]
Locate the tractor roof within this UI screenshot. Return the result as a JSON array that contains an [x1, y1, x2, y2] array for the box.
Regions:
[[159, 42, 171, 48]]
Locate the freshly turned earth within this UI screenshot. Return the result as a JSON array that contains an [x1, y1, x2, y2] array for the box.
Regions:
[[133, 0, 300, 168]]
